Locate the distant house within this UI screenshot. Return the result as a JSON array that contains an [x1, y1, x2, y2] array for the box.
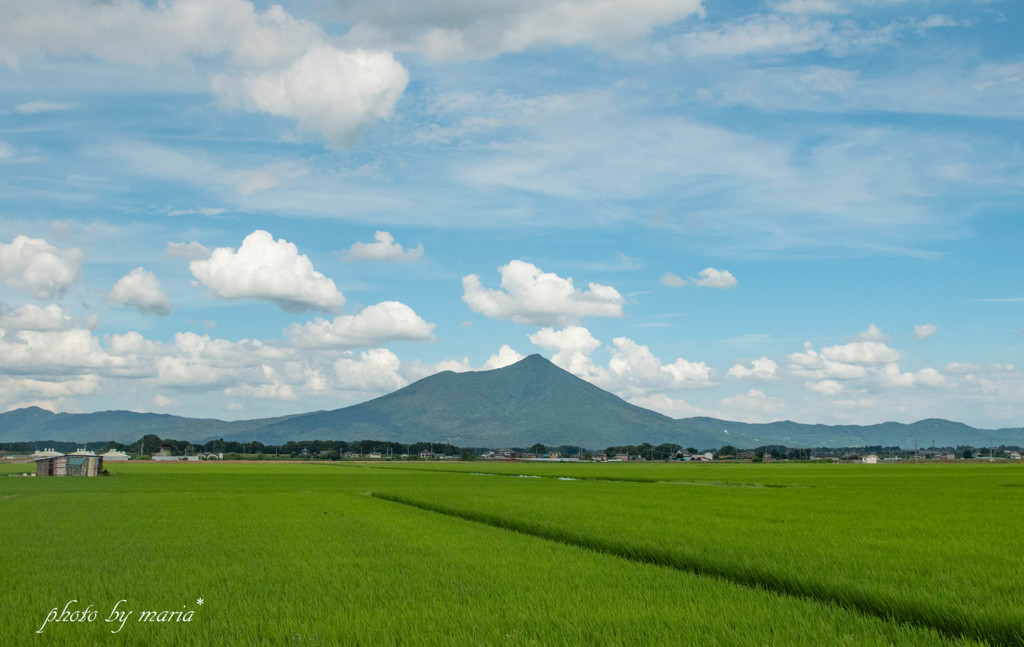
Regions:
[[862, 454, 879, 464], [613, 454, 630, 462], [34, 449, 103, 477], [419, 451, 436, 459], [1008, 451, 1022, 460], [30, 448, 64, 460], [367, 452, 383, 459], [594, 452, 608, 462], [100, 449, 130, 462]]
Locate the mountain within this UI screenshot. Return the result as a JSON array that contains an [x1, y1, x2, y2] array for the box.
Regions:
[[0, 355, 1021, 449], [249, 353, 726, 448]]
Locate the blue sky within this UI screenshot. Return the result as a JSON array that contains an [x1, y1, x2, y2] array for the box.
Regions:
[[1, 0, 1021, 428]]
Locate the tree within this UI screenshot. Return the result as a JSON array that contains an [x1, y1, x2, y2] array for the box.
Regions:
[[962, 448, 973, 459], [459, 448, 476, 461], [716, 445, 737, 459], [530, 443, 546, 455]]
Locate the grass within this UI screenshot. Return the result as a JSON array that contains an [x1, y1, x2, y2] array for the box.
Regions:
[[371, 461, 1024, 645], [0, 460, 1016, 645]]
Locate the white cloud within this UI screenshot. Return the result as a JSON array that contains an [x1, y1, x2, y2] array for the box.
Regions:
[[286, 301, 435, 349], [788, 342, 869, 380], [727, 357, 778, 381], [528, 325, 603, 379], [693, 267, 737, 289], [12, 100, 76, 114], [153, 394, 174, 408], [1, 0, 408, 148], [190, 230, 345, 313], [482, 345, 525, 370], [807, 379, 843, 396], [463, 260, 625, 326], [109, 267, 172, 316], [717, 389, 786, 423], [676, 13, 835, 58], [821, 340, 900, 365], [914, 367, 946, 388], [337, 0, 705, 61], [334, 348, 408, 392], [0, 374, 99, 406], [606, 337, 714, 396], [914, 322, 937, 340], [628, 393, 711, 418], [0, 328, 111, 375], [529, 326, 714, 398], [852, 324, 888, 342], [0, 304, 73, 331], [211, 43, 408, 149], [659, 272, 686, 287], [0, 235, 82, 299], [166, 241, 212, 260], [343, 231, 424, 262], [770, 0, 844, 14]]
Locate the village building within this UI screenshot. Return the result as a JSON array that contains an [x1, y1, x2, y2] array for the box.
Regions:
[[34, 449, 103, 477], [862, 454, 879, 464], [100, 449, 130, 462]]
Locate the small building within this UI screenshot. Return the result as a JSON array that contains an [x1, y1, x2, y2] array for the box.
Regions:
[[100, 449, 130, 462], [30, 448, 64, 460], [613, 454, 630, 462], [1008, 451, 1022, 460], [367, 452, 383, 459], [34, 449, 103, 477], [862, 454, 879, 464]]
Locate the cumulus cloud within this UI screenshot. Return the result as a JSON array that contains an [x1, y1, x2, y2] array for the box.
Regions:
[[334, 348, 408, 392], [726, 357, 777, 381], [109, 268, 172, 316], [190, 230, 345, 313], [211, 43, 408, 149], [0, 235, 82, 299], [914, 322, 937, 340], [659, 272, 686, 287], [852, 324, 888, 342], [482, 345, 525, 370], [336, 0, 705, 61], [166, 241, 212, 260], [0, 303, 73, 331], [807, 379, 843, 397], [343, 231, 424, 262], [606, 337, 714, 396], [1, 0, 408, 148], [528, 325, 603, 379], [286, 301, 435, 348], [0, 375, 99, 410], [693, 267, 737, 289], [529, 325, 714, 398], [463, 260, 625, 326], [821, 340, 900, 365]]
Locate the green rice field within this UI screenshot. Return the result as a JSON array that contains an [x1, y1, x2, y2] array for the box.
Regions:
[[2, 460, 1021, 646]]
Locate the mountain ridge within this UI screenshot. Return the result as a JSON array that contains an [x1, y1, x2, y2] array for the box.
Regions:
[[1, 355, 1021, 449]]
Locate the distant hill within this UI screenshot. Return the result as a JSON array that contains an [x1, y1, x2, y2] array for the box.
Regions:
[[1, 355, 1021, 449]]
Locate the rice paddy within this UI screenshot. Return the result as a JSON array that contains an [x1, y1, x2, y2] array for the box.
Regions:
[[2, 460, 1020, 645]]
